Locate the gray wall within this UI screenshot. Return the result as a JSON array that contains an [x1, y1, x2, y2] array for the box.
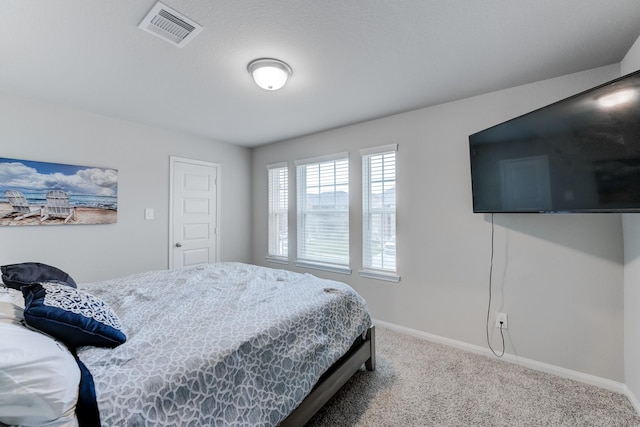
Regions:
[[0, 93, 252, 283], [621, 34, 640, 407], [251, 64, 626, 382]]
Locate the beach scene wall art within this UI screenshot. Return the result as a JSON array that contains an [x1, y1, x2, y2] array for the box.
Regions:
[[0, 157, 117, 226]]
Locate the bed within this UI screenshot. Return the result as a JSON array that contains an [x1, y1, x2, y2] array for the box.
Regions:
[[0, 262, 374, 427]]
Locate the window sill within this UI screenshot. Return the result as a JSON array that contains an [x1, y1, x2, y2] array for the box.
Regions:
[[359, 270, 401, 283], [265, 256, 289, 265], [294, 260, 352, 275]]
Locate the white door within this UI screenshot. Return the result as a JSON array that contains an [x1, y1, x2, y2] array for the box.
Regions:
[[170, 157, 219, 269]]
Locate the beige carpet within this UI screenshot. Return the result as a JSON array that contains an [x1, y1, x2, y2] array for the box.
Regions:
[[307, 326, 640, 427]]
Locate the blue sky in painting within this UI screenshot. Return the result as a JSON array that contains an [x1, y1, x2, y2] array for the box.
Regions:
[[0, 157, 118, 198], [18, 159, 84, 176]]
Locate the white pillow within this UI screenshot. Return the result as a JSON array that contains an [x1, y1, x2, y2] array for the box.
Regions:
[[0, 321, 80, 427], [0, 286, 24, 324]]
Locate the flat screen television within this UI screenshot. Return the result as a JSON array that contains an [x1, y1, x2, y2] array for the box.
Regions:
[[469, 70, 640, 213]]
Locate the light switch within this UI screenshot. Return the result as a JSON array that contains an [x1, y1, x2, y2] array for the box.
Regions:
[[145, 208, 154, 220]]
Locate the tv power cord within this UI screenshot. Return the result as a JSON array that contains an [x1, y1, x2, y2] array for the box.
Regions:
[[486, 213, 505, 358]]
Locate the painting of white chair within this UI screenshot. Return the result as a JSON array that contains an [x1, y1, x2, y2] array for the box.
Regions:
[[41, 190, 75, 223], [2, 190, 42, 220], [1, 157, 117, 226]]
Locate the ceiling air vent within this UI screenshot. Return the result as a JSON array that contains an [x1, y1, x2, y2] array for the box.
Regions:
[[138, 2, 203, 47]]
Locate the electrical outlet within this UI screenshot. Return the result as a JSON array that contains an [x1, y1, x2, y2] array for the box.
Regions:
[[495, 312, 508, 330]]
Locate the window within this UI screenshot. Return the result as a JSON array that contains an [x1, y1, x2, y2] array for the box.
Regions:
[[267, 163, 288, 261], [361, 144, 399, 281], [295, 153, 350, 273]]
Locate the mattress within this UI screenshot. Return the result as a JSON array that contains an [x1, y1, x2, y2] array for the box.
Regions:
[[77, 262, 371, 426]]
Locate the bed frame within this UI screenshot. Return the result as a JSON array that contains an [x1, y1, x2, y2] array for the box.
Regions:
[[280, 325, 376, 426]]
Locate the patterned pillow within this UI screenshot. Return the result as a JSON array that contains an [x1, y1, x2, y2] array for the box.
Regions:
[[1, 262, 77, 290], [22, 282, 126, 349]]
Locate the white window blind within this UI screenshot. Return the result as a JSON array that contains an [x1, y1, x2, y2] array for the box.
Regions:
[[296, 155, 349, 267], [362, 145, 397, 275], [267, 164, 288, 259]]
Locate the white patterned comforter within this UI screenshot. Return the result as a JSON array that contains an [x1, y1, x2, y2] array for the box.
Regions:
[[77, 262, 371, 427]]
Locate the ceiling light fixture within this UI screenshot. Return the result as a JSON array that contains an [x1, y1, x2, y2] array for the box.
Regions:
[[247, 58, 292, 91]]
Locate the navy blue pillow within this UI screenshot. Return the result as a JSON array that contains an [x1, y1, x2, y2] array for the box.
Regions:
[[73, 354, 101, 427], [1, 262, 77, 290], [22, 282, 126, 349]]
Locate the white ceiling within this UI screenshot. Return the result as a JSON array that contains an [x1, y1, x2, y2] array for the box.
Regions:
[[1, 1, 640, 147]]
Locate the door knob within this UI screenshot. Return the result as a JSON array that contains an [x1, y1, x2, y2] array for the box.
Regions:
[[175, 242, 182, 248]]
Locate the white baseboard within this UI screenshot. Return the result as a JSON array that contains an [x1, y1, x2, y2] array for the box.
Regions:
[[626, 385, 640, 415], [372, 319, 626, 395]]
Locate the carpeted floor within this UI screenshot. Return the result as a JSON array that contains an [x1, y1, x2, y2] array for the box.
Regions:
[[306, 326, 640, 427]]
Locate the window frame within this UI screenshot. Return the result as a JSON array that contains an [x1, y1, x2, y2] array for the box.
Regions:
[[266, 162, 289, 264], [294, 152, 351, 275], [360, 144, 400, 282]]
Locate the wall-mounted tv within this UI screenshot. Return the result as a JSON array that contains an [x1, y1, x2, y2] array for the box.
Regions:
[[469, 70, 640, 213]]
